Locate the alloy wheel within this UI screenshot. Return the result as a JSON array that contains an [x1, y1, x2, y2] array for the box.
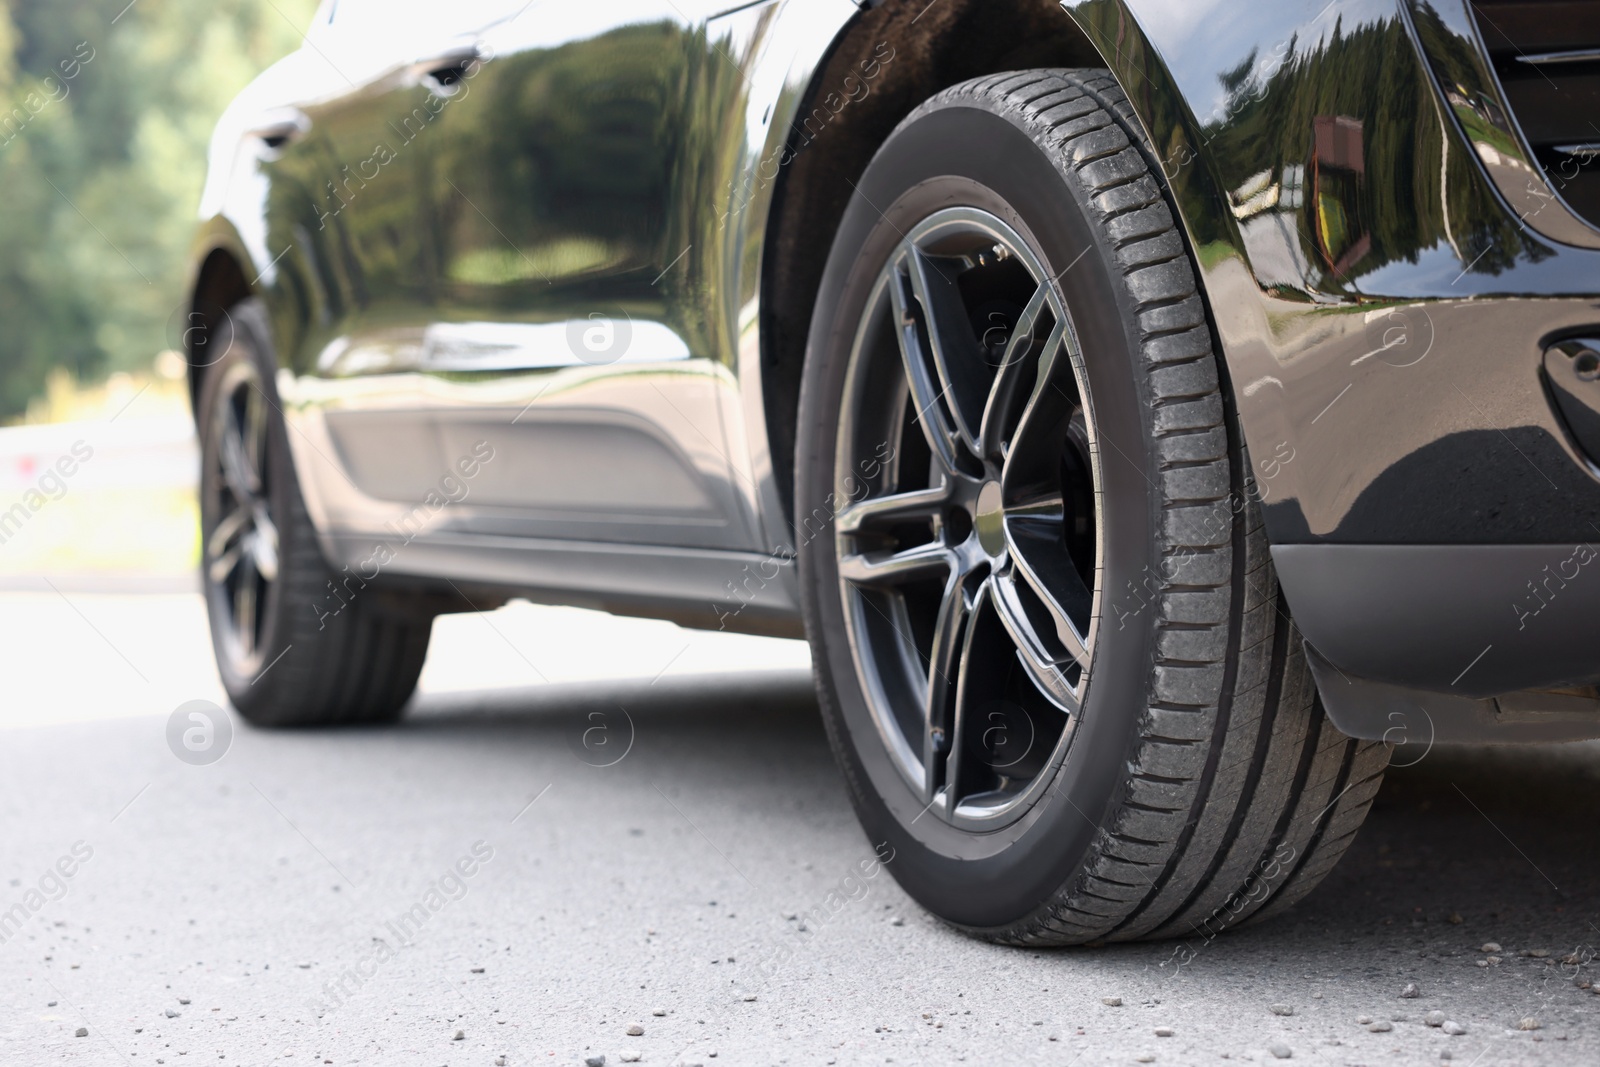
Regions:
[[203, 359, 281, 672], [833, 206, 1103, 832]]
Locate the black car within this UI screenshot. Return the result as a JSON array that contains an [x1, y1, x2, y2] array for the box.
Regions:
[[183, 0, 1600, 944]]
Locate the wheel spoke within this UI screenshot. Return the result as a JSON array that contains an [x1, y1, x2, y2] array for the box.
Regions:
[[921, 571, 971, 801], [233, 553, 258, 656], [989, 572, 1081, 713], [836, 481, 950, 536], [905, 247, 990, 454], [208, 542, 244, 585], [887, 253, 963, 475], [1000, 315, 1070, 475], [243, 383, 268, 485], [250, 510, 280, 582], [206, 368, 281, 667], [942, 579, 1001, 808], [206, 505, 251, 561], [219, 401, 260, 504], [979, 282, 1051, 460], [1006, 515, 1093, 670], [837, 540, 955, 587]]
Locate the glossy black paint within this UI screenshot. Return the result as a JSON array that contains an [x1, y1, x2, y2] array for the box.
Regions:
[[188, 0, 1600, 698], [250, 10, 731, 377], [1544, 337, 1600, 466], [1070, 0, 1600, 545]]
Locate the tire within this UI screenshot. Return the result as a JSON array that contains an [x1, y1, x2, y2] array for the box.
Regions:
[[794, 69, 1389, 944], [197, 299, 431, 727]]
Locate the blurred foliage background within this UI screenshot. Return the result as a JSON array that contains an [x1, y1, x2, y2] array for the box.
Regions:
[[0, 0, 317, 423]]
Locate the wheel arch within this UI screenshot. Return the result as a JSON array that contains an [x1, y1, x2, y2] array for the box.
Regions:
[[185, 238, 256, 417], [757, 0, 1229, 531]]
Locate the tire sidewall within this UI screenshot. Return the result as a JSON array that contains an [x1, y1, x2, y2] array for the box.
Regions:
[[797, 104, 1163, 930]]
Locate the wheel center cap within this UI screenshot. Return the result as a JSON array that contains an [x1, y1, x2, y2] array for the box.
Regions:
[[975, 481, 1005, 557]]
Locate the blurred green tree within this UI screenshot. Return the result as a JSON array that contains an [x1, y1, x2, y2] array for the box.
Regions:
[[0, 0, 316, 420]]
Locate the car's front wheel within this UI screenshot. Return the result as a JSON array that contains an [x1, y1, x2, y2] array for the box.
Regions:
[[795, 70, 1389, 943]]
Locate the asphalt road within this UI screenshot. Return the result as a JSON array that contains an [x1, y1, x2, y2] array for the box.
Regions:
[[3, 592, 1599, 1066]]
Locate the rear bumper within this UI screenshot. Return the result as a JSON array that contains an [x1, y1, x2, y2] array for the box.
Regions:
[[1274, 543, 1600, 698]]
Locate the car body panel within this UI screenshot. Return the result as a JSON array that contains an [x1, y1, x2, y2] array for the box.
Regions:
[[1061, 0, 1600, 697], [192, 0, 802, 633], [1069, 0, 1600, 544]]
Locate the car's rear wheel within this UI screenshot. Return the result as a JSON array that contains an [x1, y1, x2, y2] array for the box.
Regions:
[[197, 299, 431, 727], [795, 70, 1389, 943]]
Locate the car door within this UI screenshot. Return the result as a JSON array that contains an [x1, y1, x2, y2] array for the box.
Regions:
[[257, 1, 492, 375], [301, 1, 759, 555], [258, 0, 516, 529]]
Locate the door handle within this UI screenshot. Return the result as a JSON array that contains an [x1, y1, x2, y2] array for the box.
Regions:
[[415, 45, 483, 97], [246, 108, 311, 152]]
